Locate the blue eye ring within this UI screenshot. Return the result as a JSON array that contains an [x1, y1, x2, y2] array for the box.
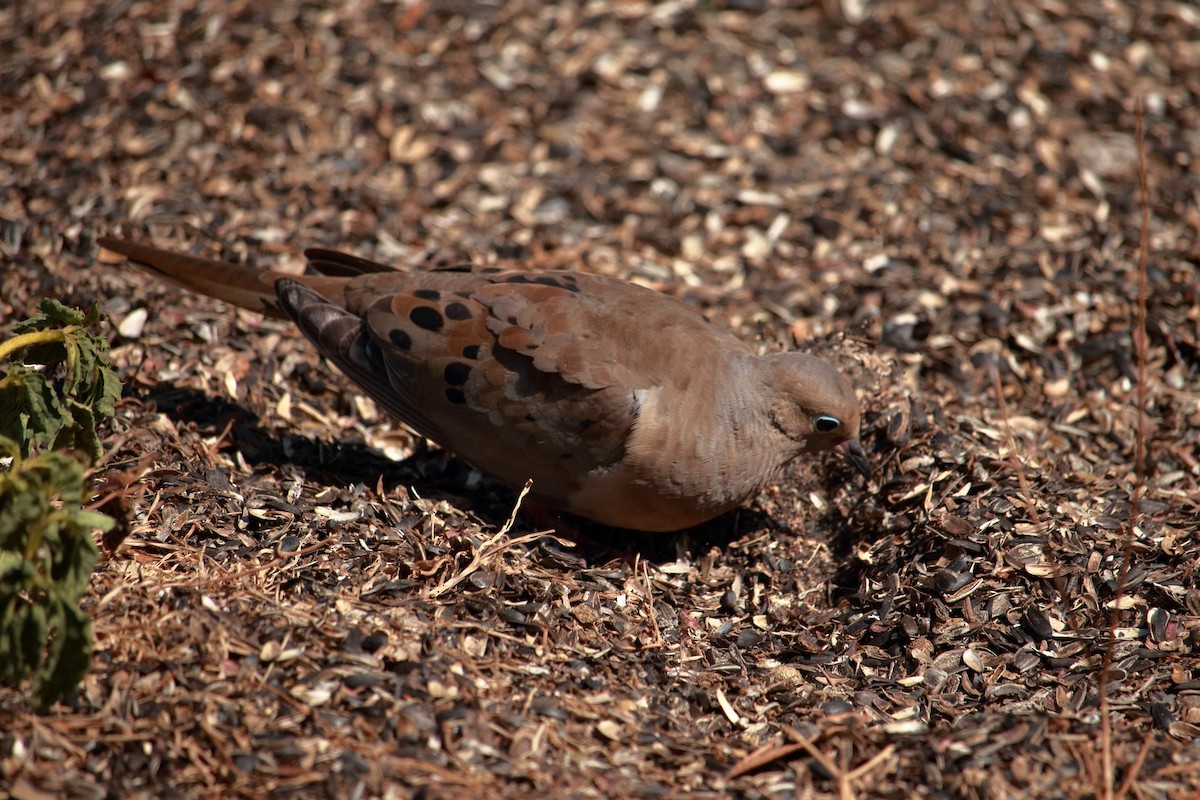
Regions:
[[813, 415, 842, 433]]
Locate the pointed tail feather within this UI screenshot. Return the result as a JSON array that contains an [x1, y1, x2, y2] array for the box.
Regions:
[[97, 237, 352, 319], [304, 248, 400, 277]]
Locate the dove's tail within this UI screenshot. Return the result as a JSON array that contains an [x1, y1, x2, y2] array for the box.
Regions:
[[96, 237, 348, 319]]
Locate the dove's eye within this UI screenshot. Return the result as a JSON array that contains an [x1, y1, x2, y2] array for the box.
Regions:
[[813, 415, 842, 433]]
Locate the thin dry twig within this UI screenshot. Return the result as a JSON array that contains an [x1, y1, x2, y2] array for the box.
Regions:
[[427, 480, 568, 598], [781, 727, 896, 800]]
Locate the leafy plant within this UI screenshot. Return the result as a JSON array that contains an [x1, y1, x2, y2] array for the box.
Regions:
[[0, 298, 120, 709], [0, 439, 111, 708], [0, 300, 121, 462]]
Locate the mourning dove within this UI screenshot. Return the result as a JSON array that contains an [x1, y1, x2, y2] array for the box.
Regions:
[[97, 236, 869, 531]]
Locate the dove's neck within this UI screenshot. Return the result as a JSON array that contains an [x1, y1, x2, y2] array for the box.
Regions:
[[624, 353, 802, 511], [720, 353, 807, 467]]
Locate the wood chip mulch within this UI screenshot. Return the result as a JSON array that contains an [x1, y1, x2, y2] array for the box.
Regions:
[[2, 0, 1198, 797]]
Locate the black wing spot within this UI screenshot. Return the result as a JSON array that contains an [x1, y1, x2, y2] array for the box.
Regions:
[[444, 301, 472, 320], [443, 362, 472, 386], [462, 344, 481, 360], [389, 328, 413, 350], [410, 306, 444, 331], [445, 388, 467, 405], [414, 289, 441, 301]]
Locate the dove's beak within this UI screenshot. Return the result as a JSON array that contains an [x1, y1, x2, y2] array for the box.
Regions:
[[841, 440, 871, 478]]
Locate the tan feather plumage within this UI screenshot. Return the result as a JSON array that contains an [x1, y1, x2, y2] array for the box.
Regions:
[[98, 236, 868, 531]]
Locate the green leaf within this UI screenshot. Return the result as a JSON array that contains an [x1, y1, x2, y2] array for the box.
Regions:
[[19, 603, 50, 677], [0, 439, 109, 708], [0, 298, 121, 709], [32, 600, 93, 711], [0, 366, 71, 457], [60, 398, 101, 463], [92, 362, 121, 420], [2, 299, 118, 463], [12, 298, 88, 334]]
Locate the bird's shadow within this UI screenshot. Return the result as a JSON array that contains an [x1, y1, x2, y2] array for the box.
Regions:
[[818, 469, 893, 602], [129, 381, 765, 564]]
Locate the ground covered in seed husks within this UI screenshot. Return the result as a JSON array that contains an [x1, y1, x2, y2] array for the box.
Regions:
[[2, 0, 1199, 797]]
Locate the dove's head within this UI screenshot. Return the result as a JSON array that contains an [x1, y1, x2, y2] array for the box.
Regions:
[[763, 352, 870, 477]]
